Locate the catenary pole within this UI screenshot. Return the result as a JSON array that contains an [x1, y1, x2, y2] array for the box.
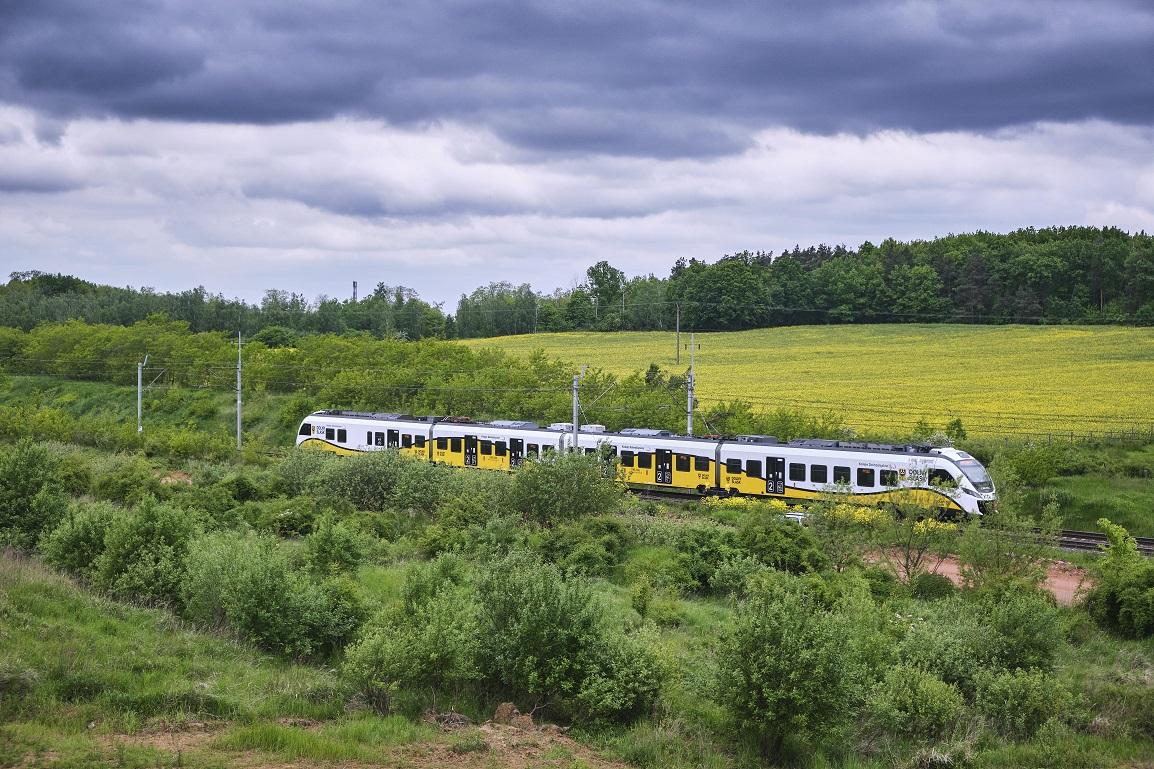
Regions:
[[236, 332, 242, 450], [675, 304, 681, 364], [136, 354, 148, 433], [571, 374, 580, 451], [687, 333, 695, 436]]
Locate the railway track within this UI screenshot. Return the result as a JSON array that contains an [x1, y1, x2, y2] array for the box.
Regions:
[[635, 491, 1154, 557], [1058, 529, 1154, 556]]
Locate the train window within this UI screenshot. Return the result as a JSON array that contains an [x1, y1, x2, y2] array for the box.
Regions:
[[833, 466, 850, 484], [746, 459, 762, 478], [325, 427, 335, 441], [387, 430, 399, 448], [415, 436, 426, 448], [695, 455, 710, 472], [402, 434, 413, 448], [638, 453, 652, 469], [857, 468, 875, 487], [495, 441, 507, 456], [337, 428, 347, 443], [298, 423, 312, 436], [366, 431, 372, 444], [435, 437, 448, 450], [450, 437, 462, 452], [789, 463, 806, 481], [584, 447, 596, 455], [621, 450, 634, 467], [542, 445, 555, 455], [929, 469, 955, 487], [375, 432, 385, 446], [675, 454, 690, 473], [480, 440, 492, 455], [880, 470, 898, 487], [527, 443, 539, 456], [811, 465, 828, 483], [726, 458, 742, 474]]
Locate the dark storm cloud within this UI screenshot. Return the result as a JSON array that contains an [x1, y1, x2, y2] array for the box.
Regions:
[[1, 0, 1152, 156]]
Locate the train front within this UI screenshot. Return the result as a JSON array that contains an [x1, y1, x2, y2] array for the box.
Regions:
[[936, 448, 996, 514]]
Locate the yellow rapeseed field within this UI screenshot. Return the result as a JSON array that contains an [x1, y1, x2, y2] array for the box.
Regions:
[[464, 325, 1154, 437]]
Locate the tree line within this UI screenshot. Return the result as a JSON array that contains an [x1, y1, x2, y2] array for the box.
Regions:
[[5, 226, 1153, 338]]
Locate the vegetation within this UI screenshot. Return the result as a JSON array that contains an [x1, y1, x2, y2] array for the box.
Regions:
[[4, 422, 1154, 769]]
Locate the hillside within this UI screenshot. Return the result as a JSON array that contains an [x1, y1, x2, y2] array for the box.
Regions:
[[464, 325, 1154, 437]]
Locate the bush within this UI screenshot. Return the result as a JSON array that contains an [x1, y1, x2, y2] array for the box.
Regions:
[[1084, 518, 1154, 638], [506, 452, 624, 525], [709, 555, 770, 597], [181, 531, 366, 659], [539, 516, 633, 576], [38, 501, 122, 577], [273, 446, 334, 497], [93, 496, 200, 605], [974, 669, 1074, 738], [474, 552, 662, 722], [344, 563, 481, 711], [317, 450, 450, 514], [735, 507, 829, 574], [621, 546, 697, 595], [716, 571, 859, 756], [910, 572, 956, 601], [0, 439, 68, 551], [92, 454, 164, 505], [304, 516, 371, 575], [870, 665, 964, 738]]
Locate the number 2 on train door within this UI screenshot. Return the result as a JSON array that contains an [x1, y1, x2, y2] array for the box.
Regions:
[[656, 449, 672, 485], [767, 457, 785, 495], [464, 435, 478, 467]]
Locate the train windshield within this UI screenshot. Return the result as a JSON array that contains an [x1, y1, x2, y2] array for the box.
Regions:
[[957, 458, 994, 492]]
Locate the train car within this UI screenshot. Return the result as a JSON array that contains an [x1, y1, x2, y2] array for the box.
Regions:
[[716, 437, 993, 516], [295, 410, 995, 516]]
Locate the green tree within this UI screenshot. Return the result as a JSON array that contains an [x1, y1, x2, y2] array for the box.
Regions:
[[0, 439, 68, 551]]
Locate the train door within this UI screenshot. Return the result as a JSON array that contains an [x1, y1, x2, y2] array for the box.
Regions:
[[509, 438, 524, 468], [464, 435, 478, 466], [387, 429, 399, 448], [766, 457, 785, 495], [656, 449, 673, 485]]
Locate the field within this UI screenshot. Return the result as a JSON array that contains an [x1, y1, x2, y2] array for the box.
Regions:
[[464, 325, 1154, 437]]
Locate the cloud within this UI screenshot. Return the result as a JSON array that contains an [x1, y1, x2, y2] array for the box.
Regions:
[[1, 0, 1151, 157], [0, 104, 1151, 304]]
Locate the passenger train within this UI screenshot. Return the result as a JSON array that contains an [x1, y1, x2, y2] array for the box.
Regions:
[[296, 410, 996, 516]]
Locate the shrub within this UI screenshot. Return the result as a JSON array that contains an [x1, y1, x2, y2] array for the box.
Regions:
[[716, 571, 859, 756], [93, 496, 200, 605], [978, 586, 1063, 672], [318, 450, 450, 513], [709, 555, 770, 597], [344, 572, 481, 711], [474, 552, 662, 723], [0, 439, 68, 551], [304, 516, 371, 575], [621, 546, 697, 595], [181, 531, 365, 659], [910, 572, 956, 601], [869, 665, 963, 739], [506, 452, 624, 525], [92, 454, 164, 505], [38, 501, 122, 577], [735, 507, 829, 574], [974, 669, 1074, 738], [1084, 518, 1154, 638], [273, 446, 334, 497], [539, 516, 633, 576]]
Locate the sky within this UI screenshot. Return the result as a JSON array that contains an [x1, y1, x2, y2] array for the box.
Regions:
[[1, 0, 1153, 307]]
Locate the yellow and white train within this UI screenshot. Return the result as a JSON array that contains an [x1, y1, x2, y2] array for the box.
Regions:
[[296, 410, 995, 516]]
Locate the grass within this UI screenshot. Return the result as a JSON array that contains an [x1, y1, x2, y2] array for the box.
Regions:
[[464, 325, 1154, 437], [213, 715, 435, 762], [1040, 476, 1154, 534]]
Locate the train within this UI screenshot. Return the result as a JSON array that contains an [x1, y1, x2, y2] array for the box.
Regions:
[[295, 410, 996, 516]]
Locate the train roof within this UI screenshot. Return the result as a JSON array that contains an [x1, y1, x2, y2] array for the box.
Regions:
[[307, 411, 942, 454]]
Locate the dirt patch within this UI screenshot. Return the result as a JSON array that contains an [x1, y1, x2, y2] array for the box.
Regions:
[[397, 722, 629, 769], [932, 556, 1091, 605], [157, 470, 193, 486], [98, 720, 223, 752]]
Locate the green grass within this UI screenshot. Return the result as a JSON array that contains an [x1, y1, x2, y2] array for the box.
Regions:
[[1040, 476, 1154, 534], [464, 325, 1154, 436], [213, 715, 435, 762]]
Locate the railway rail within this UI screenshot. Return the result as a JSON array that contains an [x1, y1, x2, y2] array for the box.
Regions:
[[1058, 529, 1154, 556]]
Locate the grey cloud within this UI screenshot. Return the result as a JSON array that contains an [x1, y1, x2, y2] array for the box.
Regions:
[[0, 0, 1152, 157]]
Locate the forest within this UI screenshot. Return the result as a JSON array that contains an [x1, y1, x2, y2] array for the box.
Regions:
[[3, 226, 1153, 339]]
